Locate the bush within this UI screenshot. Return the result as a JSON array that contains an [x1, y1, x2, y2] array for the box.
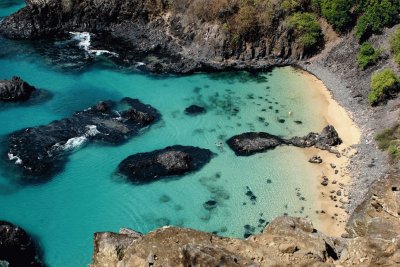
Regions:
[[390, 28, 400, 66], [320, 0, 353, 33], [355, 0, 400, 41], [287, 12, 322, 50], [368, 68, 400, 105], [356, 42, 381, 70], [376, 124, 400, 160]]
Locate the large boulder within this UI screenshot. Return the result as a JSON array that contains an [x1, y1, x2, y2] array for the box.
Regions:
[[117, 145, 214, 184], [226, 132, 284, 156], [5, 97, 160, 182], [0, 221, 44, 267], [0, 76, 36, 102], [315, 125, 342, 150]]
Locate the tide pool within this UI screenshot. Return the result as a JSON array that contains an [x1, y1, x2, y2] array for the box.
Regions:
[[1, 3, 329, 266]]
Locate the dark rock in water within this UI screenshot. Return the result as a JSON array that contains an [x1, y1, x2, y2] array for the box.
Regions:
[[184, 105, 206, 115], [5, 98, 160, 182], [0, 76, 35, 102], [118, 145, 214, 184], [227, 125, 342, 156], [226, 132, 284, 156], [0, 221, 44, 267], [315, 125, 342, 150], [309, 155, 323, 164], [203, 200, 217, 210], [294, 120, 303, 124]]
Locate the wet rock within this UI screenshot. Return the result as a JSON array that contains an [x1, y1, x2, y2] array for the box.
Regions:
[[203, 200, 217, 210], [184, 105, 206, 115], [315, 125, 342, 150], [309, 155, 323, 164], [0, 76, 35, 102], [0, 221, 44, 267], [5, 97, 160, 182], [226, 132, 284, 156], [118, 145, 213, 184], [289, 132, 319, 147]]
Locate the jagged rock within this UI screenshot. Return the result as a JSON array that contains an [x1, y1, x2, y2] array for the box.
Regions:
[[0, 76, 35, 102], [315, 125, 342, 150], [184, 105, 206, 115], [117, 145, 213, 184], [5, 97, 160, 182], [0, 221, 44, 267], [309, 155, 323, 164]]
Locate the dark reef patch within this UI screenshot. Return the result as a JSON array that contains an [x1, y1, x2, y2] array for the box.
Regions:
[[4, 97, 160, 183], [184, 105, 206, 115], [117, 145, 214, 184]]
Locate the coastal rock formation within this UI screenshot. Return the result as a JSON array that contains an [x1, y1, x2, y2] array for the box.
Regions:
[[0, 76, 35, 102], [90, 217, 342, 267], [5, 97, 160, 182], [117, 145, 213, 184], [227, 125, 342, 156], [184, 105, 206, 115], [0, 0, 320, 73], [0, 221, 44, 267]]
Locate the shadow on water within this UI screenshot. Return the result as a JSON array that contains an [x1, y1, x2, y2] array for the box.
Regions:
[[0, 89, 53, 111]]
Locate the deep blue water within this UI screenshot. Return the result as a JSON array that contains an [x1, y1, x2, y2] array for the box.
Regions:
[[0, 3, 329, 266]]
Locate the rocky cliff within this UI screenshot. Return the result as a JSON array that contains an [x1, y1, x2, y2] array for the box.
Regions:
[[0, 0, 318, 73]]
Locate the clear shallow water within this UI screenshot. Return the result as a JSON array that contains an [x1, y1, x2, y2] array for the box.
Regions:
[[0, 4, 328, 267]]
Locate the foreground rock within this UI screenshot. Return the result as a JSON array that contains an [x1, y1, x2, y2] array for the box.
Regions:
[[90, 217, 341, 266], [0, 76, 35, 102], [0, 0, 319, 73], [227, 125, 342, 156], [0, 221, 44, 267], [5, 97, 160, 182], [117, 145, 213, 184]]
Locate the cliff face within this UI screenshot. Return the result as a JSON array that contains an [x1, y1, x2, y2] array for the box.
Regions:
[[0, 0, 314, 73], [90, 174, 400, 267]]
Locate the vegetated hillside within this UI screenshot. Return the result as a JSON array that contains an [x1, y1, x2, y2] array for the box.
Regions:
[[1, 0, 398, 73]]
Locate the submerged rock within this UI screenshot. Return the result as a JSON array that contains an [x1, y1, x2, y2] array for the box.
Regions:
[[0, 221, 44, 267], [5, 97, 160, 182], [184, 105, 206, 115], [117, 145, 213, 184], [227, 125, 342, 156], [0, 76, 35, 102]]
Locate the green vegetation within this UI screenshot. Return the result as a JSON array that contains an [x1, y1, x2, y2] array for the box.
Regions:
[[376, 124, 400, 160], [355, 0, 400, 41], [368, 68, 400, 105], [287, 12, 322, 50], [356, 42, 381, 70], [320, 0, 352, 33], [390, 28, 400, 66]]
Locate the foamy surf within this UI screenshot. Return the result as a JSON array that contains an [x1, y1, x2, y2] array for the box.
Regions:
[[69, 32, 119, 57], [51, 125, 101, 152], [7, 153, 22, 165]]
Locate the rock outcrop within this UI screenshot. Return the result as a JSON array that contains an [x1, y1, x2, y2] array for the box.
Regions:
[[0, 0, 318, 73], [5, 97, 160, 182], [0, 221, 44, 267], [0, 76, 36, 102], [227, 125, 342, 156], [117, 145, 213, 184]]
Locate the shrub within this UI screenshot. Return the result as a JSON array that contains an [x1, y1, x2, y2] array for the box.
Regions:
[[287, 12, 322, 50], [376, 124, 400, 160], [356, 42, 381, 70], [320, 0, 353, 33], [368, 68, 400, 105], [355, 0, 400, 41], [390, 28, 400, 66]]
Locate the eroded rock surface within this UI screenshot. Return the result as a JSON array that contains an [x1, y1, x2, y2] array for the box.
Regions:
[[117, 145, 213, 184], [227, 125, 342, 156], [0, 76, 35, 102], [0, 221, 44, 267], [5, 97, 160, 182]]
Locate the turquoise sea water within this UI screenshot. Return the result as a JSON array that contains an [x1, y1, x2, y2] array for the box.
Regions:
[[0, 3, 329, 267]]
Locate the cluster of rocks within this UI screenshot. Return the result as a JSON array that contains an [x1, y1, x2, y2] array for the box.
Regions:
[[5, 97, 161, 181], [227, 125, 342, 156], [0, 76, 36, 102], [117, 145, 214, 184], [0, 221, 44, 267]]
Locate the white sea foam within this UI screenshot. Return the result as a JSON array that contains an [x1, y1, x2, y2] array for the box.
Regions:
[[69, 32, 118, 57], [8, 153, 22, 165], [85, 125, 100, 137], [52, 125, 102, 152]]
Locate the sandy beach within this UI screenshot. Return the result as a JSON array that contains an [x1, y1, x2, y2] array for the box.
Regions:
[[301, 70, 361, 237]]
